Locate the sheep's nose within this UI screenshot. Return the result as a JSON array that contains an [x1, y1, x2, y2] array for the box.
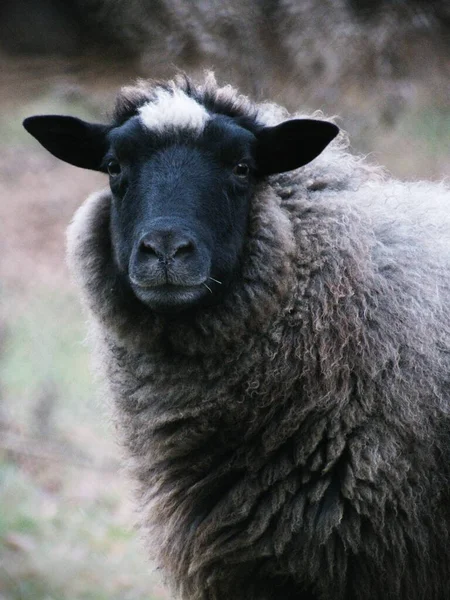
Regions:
[[138, 229, 196, 262]]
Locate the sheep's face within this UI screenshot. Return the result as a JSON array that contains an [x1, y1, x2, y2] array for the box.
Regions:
[[23, 84, 338, 313], [106, 114, 258, 311]]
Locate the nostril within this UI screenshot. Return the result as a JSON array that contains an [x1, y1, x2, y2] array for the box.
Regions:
[[173, 240, 195, 258], [140, 238, 159, 256]]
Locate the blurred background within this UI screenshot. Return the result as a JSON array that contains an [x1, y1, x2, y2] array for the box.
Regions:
[[0, 1, 449, 598]]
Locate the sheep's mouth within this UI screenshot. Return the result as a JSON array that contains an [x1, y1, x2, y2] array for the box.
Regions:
[[130, 281, 209, 312]]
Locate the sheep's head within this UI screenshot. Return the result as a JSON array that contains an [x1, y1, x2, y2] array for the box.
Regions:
[[23, 78, 338, 313]]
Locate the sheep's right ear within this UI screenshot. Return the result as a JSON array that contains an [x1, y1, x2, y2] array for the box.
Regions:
[[23, 115, 111, 172], [255, 119, 339, 176]]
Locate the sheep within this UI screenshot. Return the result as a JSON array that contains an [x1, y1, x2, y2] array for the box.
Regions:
[[23, 74, 450, 600]]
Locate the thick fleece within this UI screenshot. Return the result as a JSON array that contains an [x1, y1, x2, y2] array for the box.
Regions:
[[67, 77, 450, 600]]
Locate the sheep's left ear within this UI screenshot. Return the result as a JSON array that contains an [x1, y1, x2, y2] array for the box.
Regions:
[[255, 119, 339, 176], [23, 115, 111, 172]]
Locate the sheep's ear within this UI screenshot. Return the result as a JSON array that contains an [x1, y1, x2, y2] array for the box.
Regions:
[[255, 119, 339, 176], [23, 115, 110, 172]]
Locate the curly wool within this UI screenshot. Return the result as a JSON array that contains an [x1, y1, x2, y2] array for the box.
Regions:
[[67, 76, 450, 600]]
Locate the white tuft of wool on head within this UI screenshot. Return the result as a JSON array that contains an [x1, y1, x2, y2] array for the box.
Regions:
[[138, 87, 210, 134]]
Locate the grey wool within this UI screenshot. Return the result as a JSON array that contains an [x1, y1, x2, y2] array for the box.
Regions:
[[66, 76, 450, 599]]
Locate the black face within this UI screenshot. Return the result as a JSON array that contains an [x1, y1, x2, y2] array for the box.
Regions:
[[105, 116, 257, 311], [23, 95, 339, 313]]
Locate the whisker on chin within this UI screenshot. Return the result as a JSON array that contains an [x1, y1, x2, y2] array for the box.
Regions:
[[203, 283, 213, 294], [209, 277, 222, 285]]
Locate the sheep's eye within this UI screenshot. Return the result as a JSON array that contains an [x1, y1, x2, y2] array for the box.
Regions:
[[107, 160, 121, 177], [233, 163, 250, 178]]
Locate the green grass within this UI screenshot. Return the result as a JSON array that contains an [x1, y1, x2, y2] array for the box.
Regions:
[[365, 105, 450, 180], [0, 287, 168, 599], [0, 460, 167, 599], [403, 107, 450, 157], [1, 289, 109, 443], [0, 89, 104, 148]]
